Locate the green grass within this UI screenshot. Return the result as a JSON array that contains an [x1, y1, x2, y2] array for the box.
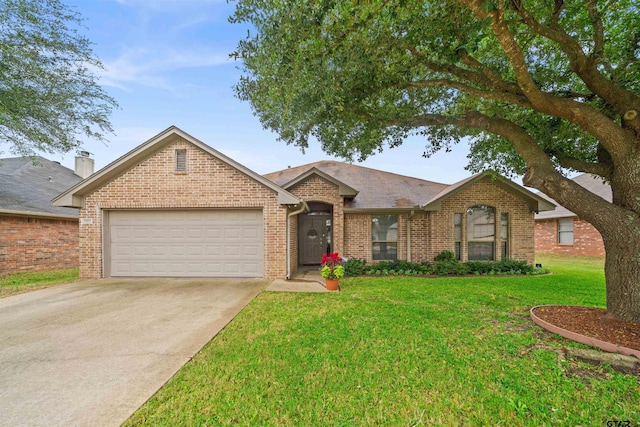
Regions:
[[126, 255, 640, 426], [0, 268, 78, 298]]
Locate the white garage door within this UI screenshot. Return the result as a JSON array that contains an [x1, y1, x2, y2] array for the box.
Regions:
[[107, 210, 264, 277]]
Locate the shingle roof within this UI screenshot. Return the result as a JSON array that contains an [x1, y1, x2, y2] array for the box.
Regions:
[[534, 173, 612, 220], [263, 160, 450, 210], [265, 161, 555, 212], [0, 156, 81, 217]]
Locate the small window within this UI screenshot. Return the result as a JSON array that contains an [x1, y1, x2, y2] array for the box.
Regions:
[[175, 149, 187, 172], [372, 215, 398, 260], [454, 213, 462, 261], [558, 218, 574, 245], [500, 213, 508, 259]]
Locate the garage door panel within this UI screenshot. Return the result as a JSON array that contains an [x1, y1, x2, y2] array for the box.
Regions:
[[108, 210, 264, 278]]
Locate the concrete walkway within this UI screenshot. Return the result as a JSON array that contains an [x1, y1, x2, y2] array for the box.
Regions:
[[0, 278, 266, 427], [266, 269, 335, 292]]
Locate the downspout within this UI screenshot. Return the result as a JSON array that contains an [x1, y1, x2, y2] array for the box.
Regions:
[[407, 210, 414, 262], [286, 201, 309, 280]]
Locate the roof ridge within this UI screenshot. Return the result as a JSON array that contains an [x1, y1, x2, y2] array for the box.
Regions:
[[265, 159, 449, 186]]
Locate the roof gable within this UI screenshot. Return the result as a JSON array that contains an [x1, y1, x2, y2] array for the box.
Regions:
[[53, 126, 300, 207], [421, 172, 556, 213], [282, 167, 358, 197]]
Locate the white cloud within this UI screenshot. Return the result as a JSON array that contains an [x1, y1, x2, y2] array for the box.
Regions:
[[114, 0, 225, 11], [96, 47, 231, 90]]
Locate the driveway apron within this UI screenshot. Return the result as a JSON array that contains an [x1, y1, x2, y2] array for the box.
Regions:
[[0, 278, 266, 427]]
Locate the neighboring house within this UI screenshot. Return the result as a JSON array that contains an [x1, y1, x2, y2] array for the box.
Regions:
[[53, 126, 554, 280], [535, 174, 610, 257], [0, 154, 93, 275]]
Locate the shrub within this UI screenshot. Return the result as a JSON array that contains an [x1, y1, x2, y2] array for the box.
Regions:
[[359, 258, 542, 277], [343, 258, 367, 276], [433, 261, 469, 276], [434, 250, 457, 263]]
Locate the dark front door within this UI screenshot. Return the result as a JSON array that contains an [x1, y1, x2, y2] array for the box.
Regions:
[[298, 215, 331, 265]]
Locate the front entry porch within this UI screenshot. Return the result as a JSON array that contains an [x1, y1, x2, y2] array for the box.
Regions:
[[298, 202, 333, 266]]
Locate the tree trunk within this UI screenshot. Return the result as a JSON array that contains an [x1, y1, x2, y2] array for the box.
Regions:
[[603, 237, 640, 323]]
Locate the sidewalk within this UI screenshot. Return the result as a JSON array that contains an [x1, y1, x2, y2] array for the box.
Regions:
[[266, 269, 335, 292]]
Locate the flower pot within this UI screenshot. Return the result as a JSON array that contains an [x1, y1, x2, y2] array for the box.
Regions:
[[325, 278, 339, 291]]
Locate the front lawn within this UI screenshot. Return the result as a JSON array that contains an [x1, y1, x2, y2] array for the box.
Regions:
[[0, 268, 78, 298], [126, 255, 639, 426]]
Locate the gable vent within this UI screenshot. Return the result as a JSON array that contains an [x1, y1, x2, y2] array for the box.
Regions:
[[175, 149, 187, 172]]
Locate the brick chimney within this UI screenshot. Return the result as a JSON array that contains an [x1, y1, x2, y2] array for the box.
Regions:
[[74, 151, 94, 179]]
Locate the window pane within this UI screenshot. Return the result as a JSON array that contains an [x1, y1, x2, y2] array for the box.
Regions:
[[467, 206, 495, 261], [468, 242, 494, 261], [500, 213, 508, 259], [558, 218, 574, 244], [373, 242, 397, 260], [372, 215, 398, 260], [454, 213, 462, 241]]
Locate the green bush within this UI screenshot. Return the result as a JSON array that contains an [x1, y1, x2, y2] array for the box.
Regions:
[[434, 250, 457, 263], [343, 258, 367, 276], [433, 261, 470, 276], [359, 258, 543, 277]]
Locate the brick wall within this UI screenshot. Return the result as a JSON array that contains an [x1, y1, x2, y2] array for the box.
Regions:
[[428, 178, 535, 263], [79, 139, 288, 279], [409, 211, 430, 262], [344, 213, 410, 263], [344, 179, 535, 265], [535, 218, 605, 257], [344, 214, 371, 261], [0, 214, 78, 275]]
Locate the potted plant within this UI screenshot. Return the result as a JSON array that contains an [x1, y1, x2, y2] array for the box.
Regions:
[[321, 252, 344, 291]]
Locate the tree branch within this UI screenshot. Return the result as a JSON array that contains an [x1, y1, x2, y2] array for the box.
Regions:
[[460, 0, 634, 158], [551, 152, 613, 179], [404, 79, 529, 106], [507, 0, 640, 115]]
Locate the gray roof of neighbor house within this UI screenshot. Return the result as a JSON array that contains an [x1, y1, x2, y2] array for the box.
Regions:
[[0, 156, 82, 218], [263, 160, 554, 212], [535, 173, 612, 220]]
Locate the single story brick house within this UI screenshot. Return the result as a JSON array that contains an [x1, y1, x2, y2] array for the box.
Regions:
[[0, 155, 92, 275], [535, 174, 610, 257], [53, 126, 554, 280]]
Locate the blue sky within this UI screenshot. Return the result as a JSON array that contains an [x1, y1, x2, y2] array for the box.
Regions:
[[26, 0, 473, 183]]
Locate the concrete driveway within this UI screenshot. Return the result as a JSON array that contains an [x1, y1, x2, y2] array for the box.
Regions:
[[0, 278, 266, 427]]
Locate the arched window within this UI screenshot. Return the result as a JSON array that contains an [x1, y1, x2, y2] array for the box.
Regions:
[[467, 205, 495, 261]]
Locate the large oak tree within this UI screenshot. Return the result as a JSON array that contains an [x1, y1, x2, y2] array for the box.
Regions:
[[232, 0, 640, 322], [0, 0, 117, 157]]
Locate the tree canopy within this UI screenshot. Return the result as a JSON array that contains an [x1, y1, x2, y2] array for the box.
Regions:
[[0, 0, 117, 157], [232, 0, 640, 322]]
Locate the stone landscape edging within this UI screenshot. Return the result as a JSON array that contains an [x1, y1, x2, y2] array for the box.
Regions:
[[530, 305, 640, 359]]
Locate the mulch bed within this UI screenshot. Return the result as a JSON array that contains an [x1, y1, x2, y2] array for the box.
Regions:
[[532, 306, 640, 351]]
